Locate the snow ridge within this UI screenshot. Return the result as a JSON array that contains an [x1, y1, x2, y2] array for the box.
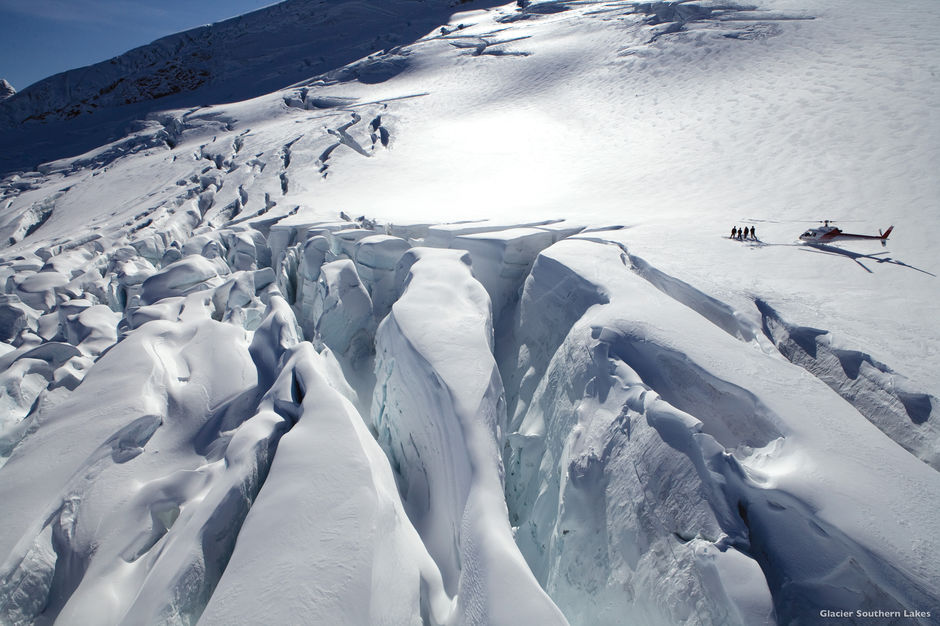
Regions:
[[0, 80, 14, 102], [1, 0, 939, 623], [756, 299, 940, 469], [2, 201, 938, 623]]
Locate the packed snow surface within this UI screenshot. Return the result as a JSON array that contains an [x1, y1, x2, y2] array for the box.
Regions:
[[1, 0, 938, 624]]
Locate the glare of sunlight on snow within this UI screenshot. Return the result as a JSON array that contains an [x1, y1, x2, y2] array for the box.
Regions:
[[408, 108, 576, 220], [1, 0, 939, 624]]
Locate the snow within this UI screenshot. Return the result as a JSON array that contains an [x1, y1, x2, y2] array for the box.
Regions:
[[503, 236, 939, 623], [201, 341, 452, 626], [1, 0, 939, 624], [373, 247, 566, 624]]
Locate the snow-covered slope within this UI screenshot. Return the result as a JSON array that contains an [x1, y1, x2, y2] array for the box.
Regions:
[[0, 81, 14, 102], [1, 0, 938, 624], [0, 0, 507, 129]]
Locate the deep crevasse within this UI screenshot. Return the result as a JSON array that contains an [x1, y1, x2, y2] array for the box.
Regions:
[[2, 0, 939, 621], [0, 211, 938, 625]]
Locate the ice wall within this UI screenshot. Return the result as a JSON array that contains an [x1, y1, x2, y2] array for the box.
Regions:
[[501, 238, 940, 624], [372, 247, 566, 625], [2, 206, 940, 625]]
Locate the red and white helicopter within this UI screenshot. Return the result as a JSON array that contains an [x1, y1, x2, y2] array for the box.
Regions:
[[799, 220, 894, 246]]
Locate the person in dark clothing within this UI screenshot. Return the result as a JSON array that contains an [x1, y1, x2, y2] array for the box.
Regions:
[[750, 226, 756, 239], [731, 226, 737, 239]]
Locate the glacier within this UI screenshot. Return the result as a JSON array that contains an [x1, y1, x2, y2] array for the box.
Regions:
[[1, 0, 939, 624]]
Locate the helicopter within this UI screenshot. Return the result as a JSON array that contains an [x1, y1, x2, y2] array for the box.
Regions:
[[799, 220, 893, 246]]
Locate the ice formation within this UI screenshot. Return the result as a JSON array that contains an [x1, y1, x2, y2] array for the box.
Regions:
[[1, 0, 938, 624]]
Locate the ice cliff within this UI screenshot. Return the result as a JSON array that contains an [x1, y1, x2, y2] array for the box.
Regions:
[[1, 0, 939, 624], [1, 206, 937, 624]]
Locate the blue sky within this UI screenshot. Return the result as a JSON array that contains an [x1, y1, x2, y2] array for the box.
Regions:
[[0, 0, 276, 91]]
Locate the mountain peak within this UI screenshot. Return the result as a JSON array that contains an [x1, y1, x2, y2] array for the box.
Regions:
[[0, 79, 15, 101]]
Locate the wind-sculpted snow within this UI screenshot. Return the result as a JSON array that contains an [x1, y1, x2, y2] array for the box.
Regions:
[[756, 299, 940, 469], [502, 240, 775, 624], [201, 338, 454, 625], [0, 316, 257, 623], [502, 237, 940, 623], [1, 0, 940, 623], [1, 196, 939, 624], [373, 247, 567, 624]]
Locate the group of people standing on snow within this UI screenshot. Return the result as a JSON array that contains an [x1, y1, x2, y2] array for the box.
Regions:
[[731, 225, 756, 241]]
